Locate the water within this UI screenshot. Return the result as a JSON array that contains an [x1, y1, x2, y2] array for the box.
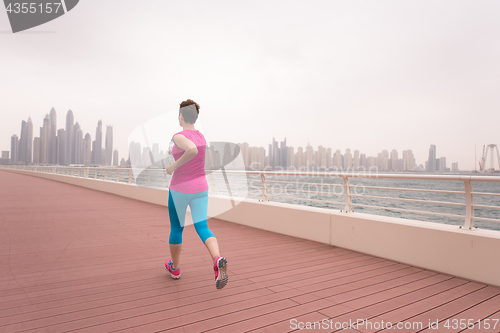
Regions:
[[242, 173, 500, 232], [88, 168, 500, 232]]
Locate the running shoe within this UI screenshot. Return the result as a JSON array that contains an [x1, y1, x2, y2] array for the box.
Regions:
[[213, 256, 228, 289], [165, 259, 181, 279]]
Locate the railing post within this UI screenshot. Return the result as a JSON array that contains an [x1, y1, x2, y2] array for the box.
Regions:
[[104, 169, 108, 181], [463, 180, 474, 229], [116, 169, 119, 182], [84, 168, 88, 179], [127, 169, 132, 184], [260, 172, 268, 202], [94, 168, 97, 179], [342, 175, 352, 212]]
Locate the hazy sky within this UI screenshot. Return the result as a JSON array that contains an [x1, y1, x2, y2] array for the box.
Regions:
[[1, 0, 499, 170]]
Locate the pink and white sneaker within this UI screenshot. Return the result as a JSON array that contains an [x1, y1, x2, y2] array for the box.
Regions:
[[213, 256, 228, 289], [165, 259, 181, 279]]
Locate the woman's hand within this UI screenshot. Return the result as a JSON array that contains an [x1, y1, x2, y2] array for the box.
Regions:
[[166, 162, 177, 175]]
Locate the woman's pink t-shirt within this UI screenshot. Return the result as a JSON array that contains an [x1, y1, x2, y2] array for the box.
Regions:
[[169, 130, 209, 193]]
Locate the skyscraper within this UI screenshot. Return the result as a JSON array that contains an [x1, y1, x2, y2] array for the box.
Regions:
[[305, 144, 314, 169], [18, 118, 34, 164], [32, 137, 41, 164], [326, 148, 332, 169], [49, 108, 57, 164], [113, 149, 119, 166], [280, 137, 287, 169], [105, 125, 113, 166], [94, 120, 103, 165], [344, 149, 352, 170], [74, 122, 83, 164], [25, 117, 33, 164], [10, 135, 18, 164], [427, 144, 436, 172], [49, 107, 57, 137], [41, 114, 50, 164], [57, 129, 66, 165], [296, 146, 304, 169], [403, 149, 416, 170], [65, 110, 74, 165], [333, 149, 342, 169], [83, 133, 92, 165], [353, 150, 360, 170], [440, 157, 447, 172], [377, 150, 389, 171]]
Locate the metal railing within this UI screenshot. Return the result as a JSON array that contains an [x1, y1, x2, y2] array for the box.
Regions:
[[2, 165, 500, 229]]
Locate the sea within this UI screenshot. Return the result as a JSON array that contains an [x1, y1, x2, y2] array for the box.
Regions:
[[116, 168, 500, 232]]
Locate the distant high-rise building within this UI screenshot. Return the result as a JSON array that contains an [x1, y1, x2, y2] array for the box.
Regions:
[[390, 149, 399, 170], [32, 137, 41, 164], [402, 149, 416, 170], [333, 149, 342, 169], [49, 108, 57, 164], [367, 156, 377, 169], [377, 150, 389, 171], [65, 110, 74, 165], [427, 144, 436, 172], [317, 145, 326, 168], [94, 120, 103, 165], [113, 149, 119, 166], [18, 118, 33, 165], [344, 149, 352, 170], [83, 133, 92, 165], [268, 144, 272, 167], [57, 129, 66, 165], [18, 121, 27, 164], [49, 107, 57, 137], [105, 125, 113, 165], [287, 146, 294, 169], [452, 162, 459, 172], [0, 151, 9, 165], [41, 115, 50, 164], [10, 135, 19, 164], [280, 138, 287, 169], [50, 136, 58, 164], [305, 144, 314, 169], [326, 148, 332, 169], [74, 122, 83, 164], [296, 146, 304, 169], [360, 153, 367, 169], [152, 143, 159, 162], [439, 157, 447, 172], [435, 158, 441, 171], [353, 150, 360, 170], [128, 141, 142, 167], [25, 117, 33, 164]]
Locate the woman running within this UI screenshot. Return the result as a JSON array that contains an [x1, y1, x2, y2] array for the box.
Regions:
[[164, 99, 228, 289]]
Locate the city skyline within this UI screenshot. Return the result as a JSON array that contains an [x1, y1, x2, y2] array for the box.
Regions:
[[126, 134, 457, 173], [4, 108, 491, 172], [2, 1, 500, 170], [6, 108, 118, 167], [4, 107, 493, 171]]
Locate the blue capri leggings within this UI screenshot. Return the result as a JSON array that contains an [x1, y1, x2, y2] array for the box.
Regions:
[[168, 189, 215, 244]]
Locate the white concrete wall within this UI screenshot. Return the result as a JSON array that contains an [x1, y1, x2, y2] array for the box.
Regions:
[[4, 168, 500, 287]]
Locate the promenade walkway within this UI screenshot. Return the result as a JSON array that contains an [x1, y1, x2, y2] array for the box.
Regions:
[[0, 170, 499, 333]]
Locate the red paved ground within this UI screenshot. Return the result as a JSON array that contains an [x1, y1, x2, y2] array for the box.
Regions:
[[0, 170, 499, 333]]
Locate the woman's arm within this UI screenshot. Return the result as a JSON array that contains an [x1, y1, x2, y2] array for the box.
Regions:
[[166, 134, 198, 175]]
